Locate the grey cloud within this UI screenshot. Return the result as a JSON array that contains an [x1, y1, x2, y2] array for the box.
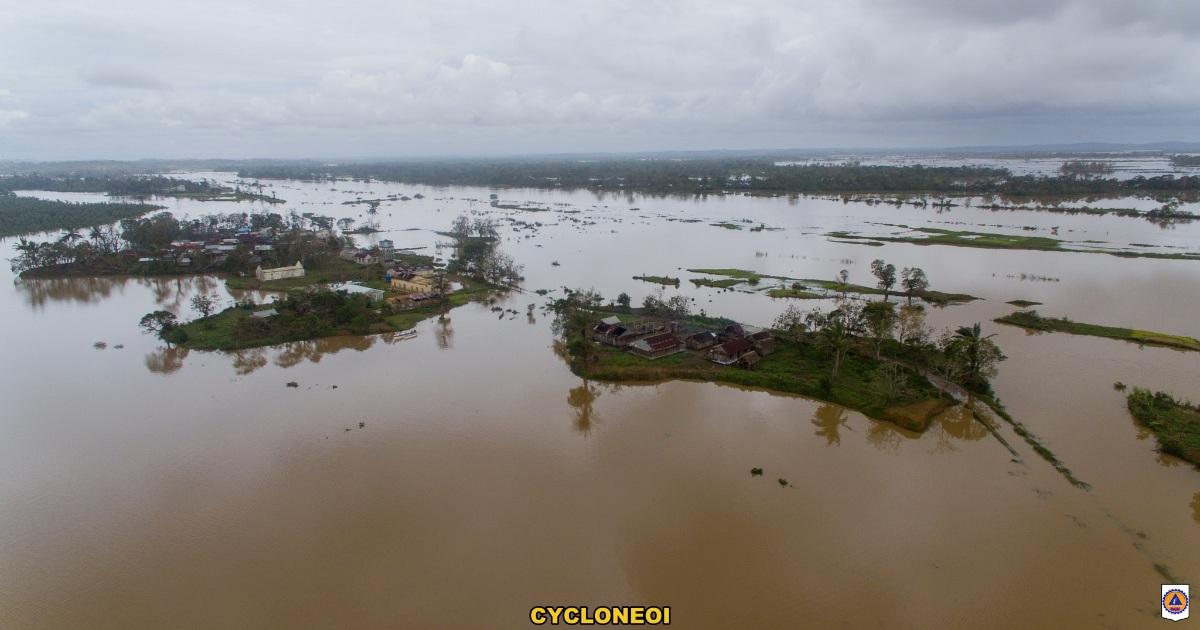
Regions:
[[0, 0, 1197, 159], [81, 68, 170, 91]]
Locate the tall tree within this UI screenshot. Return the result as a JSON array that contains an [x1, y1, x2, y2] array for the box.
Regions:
[[870, 259, 897, 301], [901, 267, 929, 304]]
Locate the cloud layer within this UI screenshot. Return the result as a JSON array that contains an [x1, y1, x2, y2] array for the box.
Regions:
[[1, 0, 1198, 158]]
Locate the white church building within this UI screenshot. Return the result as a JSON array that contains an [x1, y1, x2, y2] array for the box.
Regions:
[[255, 262, 305, 281]]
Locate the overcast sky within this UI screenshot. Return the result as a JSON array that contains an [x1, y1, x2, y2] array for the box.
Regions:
[[1, 0, 1198, 160]]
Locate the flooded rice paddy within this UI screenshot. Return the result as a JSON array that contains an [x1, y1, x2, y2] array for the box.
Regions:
[[1, 172, 1197, 628]]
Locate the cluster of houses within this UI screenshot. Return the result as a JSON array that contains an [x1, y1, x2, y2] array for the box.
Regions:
[[338, 239, 398, 267], [591, 316, 776, 369], [147, 226, 278, 267]]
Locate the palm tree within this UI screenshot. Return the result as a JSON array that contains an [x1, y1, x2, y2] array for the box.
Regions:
[[59, 227, 82, 244], [951, 323, 997, 389]]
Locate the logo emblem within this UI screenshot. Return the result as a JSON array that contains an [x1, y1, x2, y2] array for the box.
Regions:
[[1162, 584, 1189, 621]]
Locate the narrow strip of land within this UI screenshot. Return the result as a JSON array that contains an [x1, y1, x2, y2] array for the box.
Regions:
[[995, 310, 1200, 352]]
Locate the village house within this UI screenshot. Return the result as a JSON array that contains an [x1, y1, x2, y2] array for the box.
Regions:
[[591, 316, 639, 347], [629, 331, 684, 359], [737, 350, 762, 369], [255, 262, 305, 281], [748, 330, 777, 356], [709, 338, 753, 365], [719, 323, 747, 341], [330, 283, 385, 301], [390, 270, 438, 293], [685, 331, 719, 350]]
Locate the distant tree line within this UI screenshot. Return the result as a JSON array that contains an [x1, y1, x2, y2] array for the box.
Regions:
[[234, 158, 1200, 198], [0, 174, 217, 196]]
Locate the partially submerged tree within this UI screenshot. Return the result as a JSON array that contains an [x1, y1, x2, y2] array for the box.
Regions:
[[551, 289, 604, 371], [836, 269, 850, 301], [870, 259, 897, 301], [901, 267, 929, 304], [940, 322, 1004, 391], [190, 293, 217, 319], [139, 310, 183, 345]]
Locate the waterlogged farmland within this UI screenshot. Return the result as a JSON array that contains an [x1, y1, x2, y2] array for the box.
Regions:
[[2, 169, 1199, 629]]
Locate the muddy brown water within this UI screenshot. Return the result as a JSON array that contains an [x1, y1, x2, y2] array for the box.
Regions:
[[1, 175, 1197, 628]]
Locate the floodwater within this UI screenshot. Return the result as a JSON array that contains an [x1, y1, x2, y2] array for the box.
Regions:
[[1, 171, 1198, 628]]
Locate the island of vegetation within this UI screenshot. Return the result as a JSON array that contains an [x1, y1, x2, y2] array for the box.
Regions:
[[11, 207, 521, 351], [0, 173, 283, 204], [1126, 389, 1200, 466], [689, 262, 977, 305], [829, 227, 1200, 261], [553, 285, 1088, 487], [0, 192, 161, 238], [995, 310, 1200, 352], [632, 274, 681, 286], [551, 286, 1002, 432]]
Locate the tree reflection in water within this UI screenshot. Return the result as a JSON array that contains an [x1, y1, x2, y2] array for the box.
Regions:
[[17, 276, 128, 309], [272, 336, 377, 369], [928, 403, 988, 454], [435, 312, 453, 350], [567, 380, 599, 436], [811, 403, 850, 447], [231, 348, 269, 375], [144, 345, 190, 375], [865, 418, 906, 453]]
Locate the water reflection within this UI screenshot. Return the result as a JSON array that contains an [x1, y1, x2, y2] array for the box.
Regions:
[[865, 419, 905, 452], [567, 380, 600, 436], [435, 313, 453, 350], [143, 333, 402, 375], [232, 348, 269, 375], [811, 403, 850, 446], [17, 276, 129, 308], [929, 404, 989, 454], [16, 274, 227, 311], [144, 345, 190, 375]]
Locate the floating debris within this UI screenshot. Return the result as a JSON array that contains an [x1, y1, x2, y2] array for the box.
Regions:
[[286, 381, 299, 388], [750, 467, 763, 476]]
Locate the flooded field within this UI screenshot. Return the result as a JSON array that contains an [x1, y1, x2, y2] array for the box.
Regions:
[[1, 172, 1198, 628]]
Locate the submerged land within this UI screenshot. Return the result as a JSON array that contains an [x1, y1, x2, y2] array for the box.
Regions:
[[996, 310, 1200, 352], [830, 227, 1200, 261], [1127, 389, 1200, 466]]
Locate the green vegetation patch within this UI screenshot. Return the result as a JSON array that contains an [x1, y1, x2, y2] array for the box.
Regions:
[[582, 338, 946, 427], [0, 193, 161, 237], [690, 268, 978, 305], [632, 274, 681, 286], [766, 288, 822, 299], [689, 277, 741, 289], [1006, 299, 1042, 307], [995, 310, 1200, 352], [830, 228, 1200, 261], [1127, 389, 1200, 465]]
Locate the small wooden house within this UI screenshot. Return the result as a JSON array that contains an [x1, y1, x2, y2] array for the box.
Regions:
[[685, 331, 719, 350], [629, 332, 684, 359], [738, 351, 761, 369], [709, 339, 753, 365], [719, 323, 746, 341], [748, 330, 777, 356]]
